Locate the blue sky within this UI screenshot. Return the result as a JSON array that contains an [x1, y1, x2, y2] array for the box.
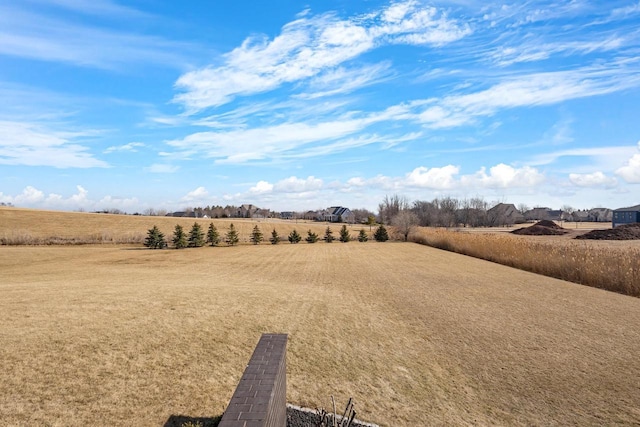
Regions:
[[1, 0, 640, 213]]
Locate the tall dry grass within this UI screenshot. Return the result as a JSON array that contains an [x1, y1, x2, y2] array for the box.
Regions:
[[411, 227, 640, 297]]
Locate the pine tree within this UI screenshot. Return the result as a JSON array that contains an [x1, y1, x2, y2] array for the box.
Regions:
[[339, 224, 350, 243], [374, 224, 389, 242], [172, 224, 187, 249], [144, 225, 166, 249], [324, 226, 334, 243], [269, 228, 280, 244], [357, 229, 368, 242], [226, 223, 239, 246], [288, 229, 301, 244], [206, 223, 220, 246], [250, 225, 263, 245], [188, 222, 205, 247], [305, 229, 319, 243]]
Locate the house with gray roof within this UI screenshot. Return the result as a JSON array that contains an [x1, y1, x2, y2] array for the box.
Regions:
[[322, 206, 354, 223]]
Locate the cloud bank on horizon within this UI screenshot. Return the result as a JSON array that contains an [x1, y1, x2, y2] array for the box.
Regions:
[[1, 0, 640, 212]]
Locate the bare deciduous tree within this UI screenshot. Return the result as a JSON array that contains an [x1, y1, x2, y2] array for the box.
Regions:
[[392, 210, 419, 241], [378, 194, 409, 224]]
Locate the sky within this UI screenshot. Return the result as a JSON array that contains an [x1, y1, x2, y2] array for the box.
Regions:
[[1, 0, 640, 213]]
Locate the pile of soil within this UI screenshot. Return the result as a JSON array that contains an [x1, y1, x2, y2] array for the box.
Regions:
[[511, 220, 567, 236], [575, 223, 640, 240]]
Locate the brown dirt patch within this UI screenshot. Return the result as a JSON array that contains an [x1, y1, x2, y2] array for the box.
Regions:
[[576, 223, 640, 240], [511, 220, 567, 236]]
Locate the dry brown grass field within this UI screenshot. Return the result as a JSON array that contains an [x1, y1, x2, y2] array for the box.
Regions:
[[0, 207, 352, 245], [3, 240, 640, 425]]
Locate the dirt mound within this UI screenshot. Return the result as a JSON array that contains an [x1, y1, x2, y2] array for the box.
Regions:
[[535, 220, 563, 229], [512, 220, 567, 236], [575, 223, 640, 240]]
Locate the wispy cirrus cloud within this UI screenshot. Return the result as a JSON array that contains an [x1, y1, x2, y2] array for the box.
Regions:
[[165, 115, 383, 164], [103, 142, 145, 154], [416, 62, 640, 128], [295, 62, 394, 100], [0, 3, 199, 69], [173, 0, 471, 111], [489, 37, 625, 67], [0, 120, 108, 168], [164, 59, 640, 165]]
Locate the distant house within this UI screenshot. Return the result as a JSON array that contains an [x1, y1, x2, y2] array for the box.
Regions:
[[612, 204, 640, 227], [303, 210, 320, 221], [588, 208, 613, 222], [547, 210, 572, 221], [238, 204, 259, 218], [571, 210, 589, 222], [280, 211, 294, 220], [487, 203, 525, 226], [322, 206, 354, 223], [524, 207, 551, 221], [166, 211, 196, 218]]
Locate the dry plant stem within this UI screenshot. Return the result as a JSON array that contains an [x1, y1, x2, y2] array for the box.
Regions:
[[332, 395, 337, 427]]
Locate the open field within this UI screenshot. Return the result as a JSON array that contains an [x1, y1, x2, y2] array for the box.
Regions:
[[2, 243, 640, 426], [0, 207, 356, 245]]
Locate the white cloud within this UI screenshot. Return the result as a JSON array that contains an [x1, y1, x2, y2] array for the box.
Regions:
[[406, 165, 460, 189], [569, 171, 618, 188], [3, 186, 45, 205], [182, 186, 209, 202], [274, 176, 323, 193], [97, 194, 140, 210], [0, 185, 139, 211], [0, 120, 108, 168], [103, 142, 145, 153], [616, 142, 640, 183], [249, 181, 274, 194], [460, 164, 545, 188], [173, 1, 470, 111]]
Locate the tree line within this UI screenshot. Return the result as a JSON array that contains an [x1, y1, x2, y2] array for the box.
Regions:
[[144, 223, 390, 249]]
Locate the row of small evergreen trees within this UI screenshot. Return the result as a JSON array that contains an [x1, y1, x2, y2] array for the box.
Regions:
[[144, 223, 389, 249]]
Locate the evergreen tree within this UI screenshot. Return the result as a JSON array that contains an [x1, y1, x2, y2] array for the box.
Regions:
[[288, 229, 302, 244], [357, 229, 368, 242], [339, 224, 350, 243], [226, 223, 239, 246], [188, 222, 205, 247], [250, 225, 263, 245], [206, 223, 220, 246], [324, 226, 334, 243], [305, 229, 319, 243], [172, 224, 187, 249], [144, 225, 166, 249], [269, 228, 280, 244], [374, 224, 389, 242]]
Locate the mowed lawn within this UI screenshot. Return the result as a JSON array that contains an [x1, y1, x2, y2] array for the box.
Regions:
[[1, 243, 640, 426]]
